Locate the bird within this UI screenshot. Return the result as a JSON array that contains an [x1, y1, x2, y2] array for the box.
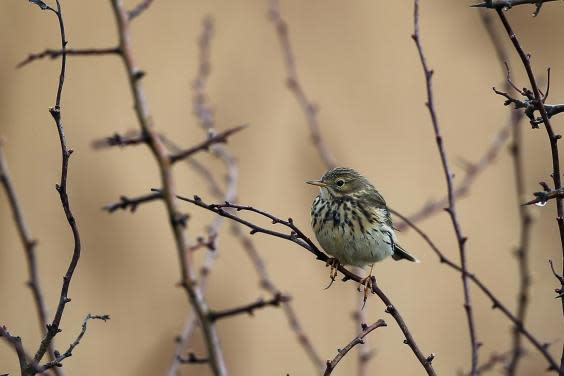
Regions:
[[306, 167, 418, 300]]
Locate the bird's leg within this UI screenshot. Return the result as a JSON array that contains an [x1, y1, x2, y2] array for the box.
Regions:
[[324, 257, 340, 290], [359, 264, 375, 309]]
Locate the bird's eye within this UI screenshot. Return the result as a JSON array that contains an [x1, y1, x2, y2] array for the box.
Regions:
[[336, 179, 345, 187]]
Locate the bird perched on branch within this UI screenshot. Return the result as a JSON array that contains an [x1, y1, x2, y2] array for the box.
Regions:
[[307, 167, 418, 301]]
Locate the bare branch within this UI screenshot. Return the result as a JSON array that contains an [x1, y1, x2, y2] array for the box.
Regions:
[[177, 352, 208, 364], [16, 47, 119, 69], [38, 315, 109, 372], [267, 0, 337, 169], [91, 130, 148, 149], [412, 1, 478, 373], [471, 0, 559, 16], [0, 142, 59, 369], [169, 124, 247, 164], [323, 320, 387, 376], [127, 0, 154, 20], [103, 192, 162, 213], [209, 293, 290, 322], [109, 1, 227, 374]]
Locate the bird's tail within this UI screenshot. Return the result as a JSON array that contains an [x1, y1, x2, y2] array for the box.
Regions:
[[392, 244, 420, 263]]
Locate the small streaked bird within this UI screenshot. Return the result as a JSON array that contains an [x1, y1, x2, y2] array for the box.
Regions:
[[307, 167, 418, 298]]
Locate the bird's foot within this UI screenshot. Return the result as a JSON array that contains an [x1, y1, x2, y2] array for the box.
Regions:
[[324, 258, 340, 290], [359, 275, 375, 309]]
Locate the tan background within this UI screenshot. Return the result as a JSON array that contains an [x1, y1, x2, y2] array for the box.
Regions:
[[1, 1, 564, 375]]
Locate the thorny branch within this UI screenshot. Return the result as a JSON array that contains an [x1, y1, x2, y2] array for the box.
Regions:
[[390, 209, 562, 373], [322, 320, 387, 376], [412, 1, 478, 374], [108, 1, 227, 374], [17, 47, 119, 69], [472, 0, 559, 16], [208, 293, 291, 322], [172, 194, 437, 375], [492, 8, 564, 373]]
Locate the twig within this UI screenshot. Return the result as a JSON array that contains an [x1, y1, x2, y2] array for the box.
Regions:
[[38, 315, 109, 372], [412, 1, 478, 374], [16, 47, 119, 68], [168, 125, 247, 164], [267, 0, 337, 169], [522, 188, 564, 206], [390, 209, 562, 373], [103, 192, 162, 213], [177, 352, 208, 364], [471, 0, 558, 16], [0, 325, 33, 375], [173, 194, 437, 375], [109, 1, 227, 374], [209, 293, 290, 322], [322, 320, 387, 376], [127, 0, 154, 20], [0, 142, 59, 371], [91, 130, 148, 149]]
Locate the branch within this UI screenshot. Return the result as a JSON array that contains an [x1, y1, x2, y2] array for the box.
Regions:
[[172, 194, 437, 375], [0, 325, 36, 375], [168, 124, 247, 164], [522, 187, 564, 206], [471, 0, 559, 16], [177, 352, 208, 364], [16, 47, 119, 68], [28, 2, 87, 371], [322, 320, 387, 376], [390, 209, 562, 373], [103, 192, 162, 213], [412, 1, 478, 374], [109, 1, 227, 374], [91, 130, 148, 149], [267, 0, 337, 169], [492, 9, 564, 373], [493, 88, 564, 128], [38, 314, 109, 372], [0, 141, 59, 369], [208, 293, 290, 322], [127, 0, 154, 20]]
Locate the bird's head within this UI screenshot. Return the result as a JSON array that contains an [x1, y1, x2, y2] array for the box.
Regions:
[[306, 167, 373, 198]]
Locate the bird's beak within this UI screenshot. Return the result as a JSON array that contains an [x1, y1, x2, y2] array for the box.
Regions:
[[306, 180, 327, 187]]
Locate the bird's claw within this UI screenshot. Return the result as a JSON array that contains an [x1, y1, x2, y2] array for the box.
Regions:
[[359, 275, 375, 310], [324, 258, 340, 290]]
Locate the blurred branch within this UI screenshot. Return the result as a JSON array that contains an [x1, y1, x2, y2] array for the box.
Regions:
[[0, 142, 59, 371], [471, 0, 559, 16], [352, 268, 373, 376], [479, 11, 534, 375], [127, 0, 154, 20], [172, 194, 437, 375], [231, 223, 325, 371], [412, 1, 478, 374], [16, 47, 119, 69], [323, 320, 387, 376], [37, 315, 109, 373], [91, 130, 148, 149], [390, 209, 562, 373], [177, 352, 208, 364], [208, 293, 290, 322], [267, 0, 337, 169], [109, 1, 227, 374]]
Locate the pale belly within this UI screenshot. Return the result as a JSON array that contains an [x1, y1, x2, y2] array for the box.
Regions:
[[313, 220, 395, 267]]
